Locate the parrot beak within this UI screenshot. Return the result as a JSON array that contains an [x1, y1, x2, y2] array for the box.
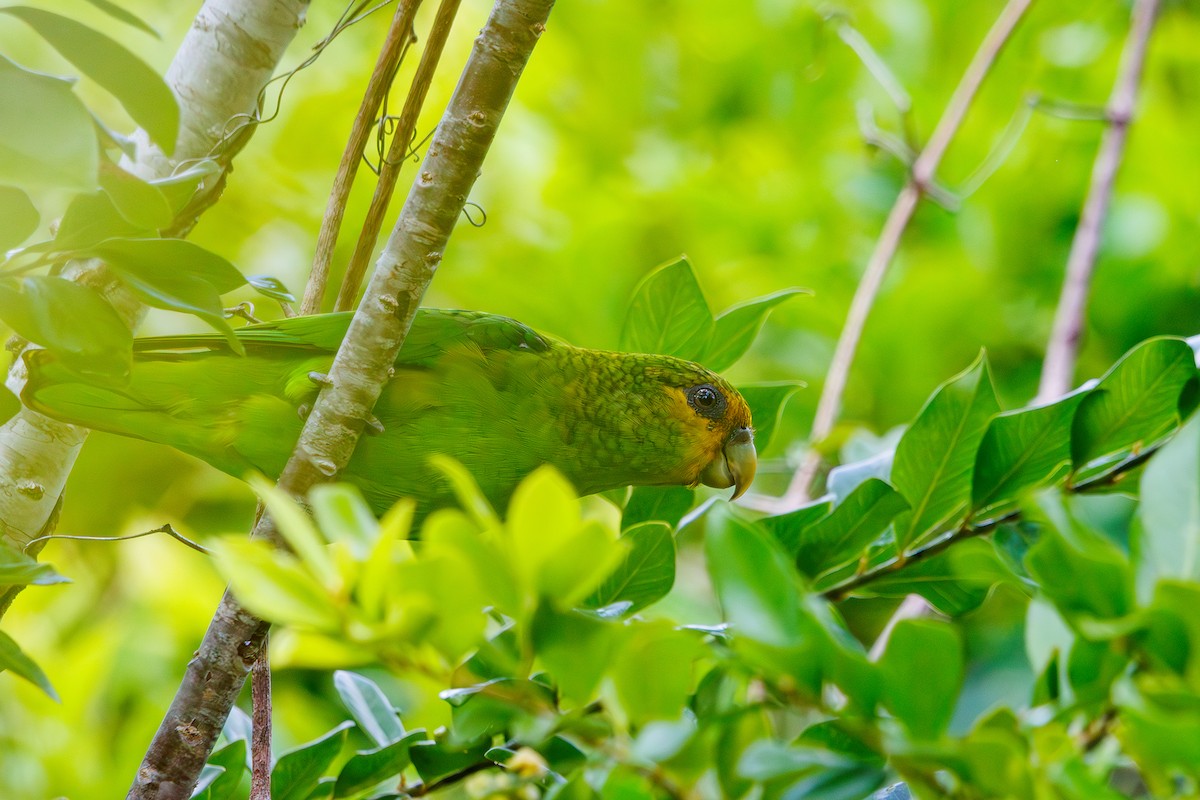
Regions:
[[699, 427, 758, 500]]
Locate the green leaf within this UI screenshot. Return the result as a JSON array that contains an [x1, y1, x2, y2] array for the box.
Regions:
[[877, 619, 962, 739], [0, 7, 178, 154], [271, 721, 354, 800], [195, 738, 247, 800], [333, 731, 423, 798], [0, 55, 97, 189], [0, 275, 131, 380], [81, 0, 159, 37], [532, 603, 621, 704], [610, 622, 705, 723], [737, 740, 854, 781], [849, 538, 1017, 616], [704, 288, 808, 372], [971, 387, 1090, 517], [251, 476, 338, 590], [585, 521, 674, 615], [761, 498, 832, 560], [891, 353, 1000, 551], [98, 162, 173, 229], [0, 628, 57, 700], [1071, 337, 1197, 483], [781, 766, 888, 800], [409, 735, 490, 784], [621, 256, 713, 360], [0, 541, 69, 586], [311, 484, 379, 561], [81, 237, 246, 349], [248, 274, 297, 303], [211, 538, 340, 630], [827, 451, 894, 503], [0, 185, 38, 249], [333, 671, 404, 747], [739, 382, 803, 452], [36, 190, 149, 252], [1137, 414, 1200, 587], [797, 479, 908, 578], [621, 486, 693, 529]]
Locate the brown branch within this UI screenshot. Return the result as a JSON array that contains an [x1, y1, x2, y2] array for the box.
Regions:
[[785, 0, 1035, 506], [335, 0, 464, 312], [250, 640, 272, 800], [300, 0, 423, 315], [130, 1, 554, 796], [1037, 0, 1161, 401]]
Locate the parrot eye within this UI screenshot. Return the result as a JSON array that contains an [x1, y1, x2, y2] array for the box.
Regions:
[[687, 384, 726, 419]]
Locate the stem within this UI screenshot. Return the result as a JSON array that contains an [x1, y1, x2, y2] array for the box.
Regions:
[[250, 640, 272, 800], [1037, 0, 1161, 401], [301, 0, 423, 315], [786, 0, 1035, 505], [335, 0, 464, 312], [131, 1, 554, 795]]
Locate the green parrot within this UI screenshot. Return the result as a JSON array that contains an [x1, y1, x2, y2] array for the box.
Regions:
[[21, 310, 756, 516]]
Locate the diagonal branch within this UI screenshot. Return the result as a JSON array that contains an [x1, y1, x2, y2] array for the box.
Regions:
[[784, 0, 1035, 506], [1037, 0, 1161, 401], [130, 1, 555, 796]]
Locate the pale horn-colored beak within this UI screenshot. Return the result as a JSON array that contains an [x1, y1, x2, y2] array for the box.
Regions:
[[699, 427, 757, 500]]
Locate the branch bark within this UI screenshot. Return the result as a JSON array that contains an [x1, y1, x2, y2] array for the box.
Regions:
[[131, 1, 555, 795], [0, 0, 309, 597], [1037, 0, 1161, 401], [785, 0, 1035, 506]]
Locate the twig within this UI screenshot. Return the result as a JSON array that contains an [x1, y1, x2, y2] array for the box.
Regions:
[[334, 0, 464, 312], [786, 0, 1035, 506], [250, 640, 272, 800], [131, 2, 555, 795], [1037, 0, 1161, 401], [22, 523, 211, 555], [301, 0, 423, 315]]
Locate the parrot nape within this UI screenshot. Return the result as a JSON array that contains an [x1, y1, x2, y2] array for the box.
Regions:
[[21, 310, 756, 518]]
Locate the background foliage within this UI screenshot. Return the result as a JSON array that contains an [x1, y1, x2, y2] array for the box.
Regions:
[[2, 0, 1200, 797]]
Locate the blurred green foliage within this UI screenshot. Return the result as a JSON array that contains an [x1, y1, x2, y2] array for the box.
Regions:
[[2, 0, 1200, 797]]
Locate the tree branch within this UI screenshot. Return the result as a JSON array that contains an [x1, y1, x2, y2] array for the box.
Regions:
[[131, 1, 555, 795], [1037, 0, 1161, 401], [785, 0, 1034, 506]]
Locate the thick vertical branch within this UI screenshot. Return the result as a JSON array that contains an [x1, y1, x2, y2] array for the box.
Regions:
[[1037, 0, 1160, 400], [131, 1, 554, 796], [785, 0, 1034, 505]]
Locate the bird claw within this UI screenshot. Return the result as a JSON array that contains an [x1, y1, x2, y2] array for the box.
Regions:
[[297, 403, 311, 420], [364, 414, 385, 435], [307, 371, 333, 388]]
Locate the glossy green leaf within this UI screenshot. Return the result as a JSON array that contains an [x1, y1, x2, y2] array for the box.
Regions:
[[877, 619, 962, 740], [211, 538, 340, 631], [620, 256, 712, 360], [0, 55, 97, 189], [0, 275, 131, 380], [0, 628, 57, 701], [705, 288, 808, 372], [98, 163, 173, 229], [761, 498, 832, 560], [797, 479, 908, 578], [409, 736, 490, 784], [621, 486, 693, 529], [332, 731, 423, 798], [333, 671, 404, 747], [585, 521, 674, 615], [1138, 414, 1200, 587], [271, 721, 354, 800], [781, 766, 888, 800], [0, 541, 68, 586], [845, 538, 1015, 616], [1071, 337, 1197, 483], [195, 738, 246, 800], [827, 451, 894, 504], [0, 185, 38, 249], [892, 354, 1000, 550], [248, 274, 297, 304], [739, 382, 803, 452], [0, 7, 178, 154], [971, 387, 1089, 517], [311, 485, 378, 561]]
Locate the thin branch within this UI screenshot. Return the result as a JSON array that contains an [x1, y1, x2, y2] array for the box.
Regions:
[[132, 2, 554, 795], [250, 640, 272, 800], [22, 523, 211, 555], [301, 0, 423, 315], [1037, 0, 1161, 401], [334, 0, 464, 312], [785, 0, 1035, 506]]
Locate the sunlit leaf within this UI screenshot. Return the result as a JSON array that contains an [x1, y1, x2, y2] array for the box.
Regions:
[[333, 671, 404, 747], [0, 185, 38, 250], [271, 721, 354, 800], [0, 541, 69, 586], [705, 288, 808, 372], [211, 537, 340, 630], [0, 55, 97, 189], [81, 0, 159, 36], [311, 484, 378, 561], [0, 628, 57, 701], [585, 521, 674, 615], [248, 274, 297, 303], [797, 479, 907, 578], [621, 256, 713, 360]]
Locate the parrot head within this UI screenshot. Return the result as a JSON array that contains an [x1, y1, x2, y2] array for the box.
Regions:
[[662, 374, 757, 499]]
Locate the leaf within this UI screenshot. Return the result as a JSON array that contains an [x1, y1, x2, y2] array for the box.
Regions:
[[210, 538, 340, 631], [0, 55, 97, 189], [271, 721, 354, 800], [737, 740, 853, 781], [98, 162, 173, 229], [851, 538, 1017, 616], [37, 191, 149, 253], [610, 622, 705, 723], [621, 486, 693, 529], [409, 736, 490, 784], [333, 731, 423, 798], [827, 451, 894, 504], [620, 256, 713, 360], [797, 479, 908, 578], [532, 603, 621, 703], [0, 185, 38, 249], [760, 498, 832, 560], [739, 382, 803, 452], [891, 353, 1000, 551], [311, 484, 379, 561], [971, 387, 1090, 518], [781, 766, 888, 800], [81, 0, 159, 37], [0, 628, 58, 700], [704, 288, 808, 372], [1138, 414, 1200, 587], [877, 619, 962, 740], [0, 541, 69, 586], [333, 671, 404, 747], [1071, 337, 1197, 483], [248, 274, 297, 303], [585, 521, 674, 615], [0, 275, 131, 380], [250, 476, 338, 591], [195, 738, 247, 800], [0, 7, 178, 154]]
